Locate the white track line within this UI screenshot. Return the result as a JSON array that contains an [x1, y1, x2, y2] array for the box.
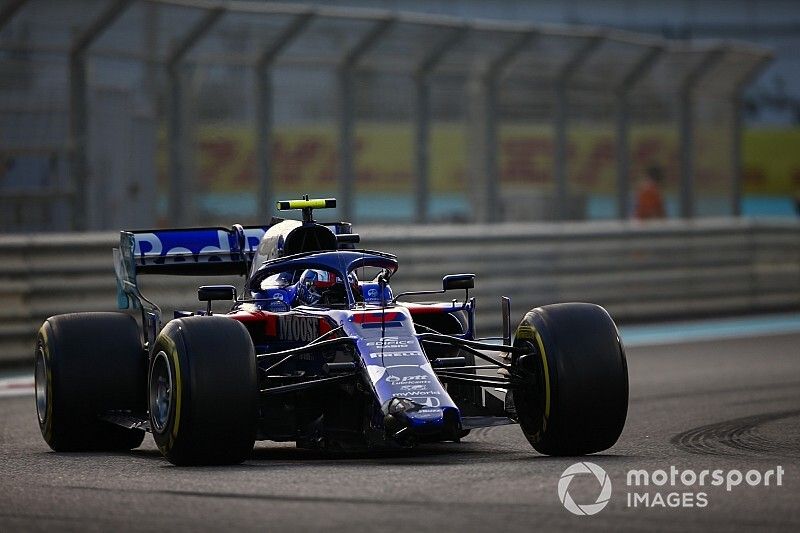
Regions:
[[0, 375, 34, 398]]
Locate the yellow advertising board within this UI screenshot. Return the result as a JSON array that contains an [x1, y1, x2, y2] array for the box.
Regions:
[[157, 123, 799, 196]]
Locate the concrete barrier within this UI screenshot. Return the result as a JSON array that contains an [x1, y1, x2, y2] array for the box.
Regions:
[[1, 218, 798, 366]]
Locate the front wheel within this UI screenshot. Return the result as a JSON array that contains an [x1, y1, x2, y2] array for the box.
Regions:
[[149, 316, 258, 465], [510, 303, 628, 456]]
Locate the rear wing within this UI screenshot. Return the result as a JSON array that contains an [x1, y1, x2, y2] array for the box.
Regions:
[[113, 222, 354, 310], [113, 225, 267, 310]]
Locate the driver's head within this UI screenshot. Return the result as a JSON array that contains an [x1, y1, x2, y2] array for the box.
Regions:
[[296, 269, 322, 305], [296, 269, 348, 306]]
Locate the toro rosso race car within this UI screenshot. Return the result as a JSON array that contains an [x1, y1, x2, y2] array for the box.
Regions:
[[34, 198, 628, 465]]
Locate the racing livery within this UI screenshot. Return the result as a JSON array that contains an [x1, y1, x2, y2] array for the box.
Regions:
[[34, 198, 628, 465]]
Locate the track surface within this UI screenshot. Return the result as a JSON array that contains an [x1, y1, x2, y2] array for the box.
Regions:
[[1, 332, 798, 531]]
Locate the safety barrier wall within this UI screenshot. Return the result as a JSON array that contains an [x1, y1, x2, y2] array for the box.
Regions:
[[1, 218, 798, 365]]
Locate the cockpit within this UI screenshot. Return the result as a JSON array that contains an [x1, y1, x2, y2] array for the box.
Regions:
[[239, 198, 396, 312], [254, 268, 359, 310], [247, 251, 398, 312]]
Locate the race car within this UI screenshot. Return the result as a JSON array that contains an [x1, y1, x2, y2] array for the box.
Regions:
[[34, 198, 628, 465]]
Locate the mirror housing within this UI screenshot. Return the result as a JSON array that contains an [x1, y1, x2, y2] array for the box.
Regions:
[[198, 285, 237, 302], [336, 233, 360, 245], [443, 274, 475, 291], [197, 285, 237, 316], [392, 273, 475, 303]]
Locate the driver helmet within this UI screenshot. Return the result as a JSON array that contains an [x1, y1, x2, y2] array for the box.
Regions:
[[296, 269, 324, 305]]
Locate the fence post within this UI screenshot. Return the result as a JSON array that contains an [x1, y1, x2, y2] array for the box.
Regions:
[[553, 34, 604, 220], [478, 30, 538, 223], [678, 47, 725, 219], [165, 7, 224, 227], [730, 55, 772, 216], [69, 0, 132, 230], [413, 26, 467, 223], [336, 17, 394, 222], [255, 12, 314, 223], [615, 44, 663, 219]]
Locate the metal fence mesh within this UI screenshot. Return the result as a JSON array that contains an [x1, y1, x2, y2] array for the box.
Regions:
[[0, 0, 773, 231]]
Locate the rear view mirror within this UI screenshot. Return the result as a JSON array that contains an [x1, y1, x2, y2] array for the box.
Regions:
[[198, 285, 237, 302], [198, 285, 236, 314], [336, 233, 360, 245], [392, 273, 475, 303], [443, 274, 475, 291]]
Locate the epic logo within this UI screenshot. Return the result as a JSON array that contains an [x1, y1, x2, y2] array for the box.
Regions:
[[279, 315, 319, 342], [366, 337, 412, 348]]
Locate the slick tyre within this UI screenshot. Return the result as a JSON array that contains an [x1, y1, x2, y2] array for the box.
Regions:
[[511, 303, 628, 456], [149, 316, 257, 465], [35, 312, 146, 452]]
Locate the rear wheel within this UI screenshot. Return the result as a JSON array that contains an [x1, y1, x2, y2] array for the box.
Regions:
[[149, 316, 258, 465], [35, 312, 146, 451], [511, 303, 628, 455]]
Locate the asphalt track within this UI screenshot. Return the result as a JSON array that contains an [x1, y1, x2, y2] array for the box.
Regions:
[[1, 323, 799, 532]]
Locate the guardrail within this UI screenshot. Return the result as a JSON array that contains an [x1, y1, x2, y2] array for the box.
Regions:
[[1, 218, 798, 366]]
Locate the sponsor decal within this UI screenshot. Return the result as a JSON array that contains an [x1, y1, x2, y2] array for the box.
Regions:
[[278, 315, 320, 342], [516, 325, 535, 340], [386, 374, 429, 384], [367, 288, 379, 299], [133, 228, 265, 265], [403, 390, 441, 396], [267, 301, 288, 313], [369, 351, 423, 359], [366, 337, 413, 349]]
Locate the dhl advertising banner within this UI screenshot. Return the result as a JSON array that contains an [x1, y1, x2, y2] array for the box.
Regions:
[[157, 123, 800, 199]]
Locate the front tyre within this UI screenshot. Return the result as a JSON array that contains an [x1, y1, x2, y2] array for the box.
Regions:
[[149, 316, 257, 465], [35, 312, 146, 451], [511, 303, 628, 455]]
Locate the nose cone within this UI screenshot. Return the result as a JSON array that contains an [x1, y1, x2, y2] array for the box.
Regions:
[[383, 398, 461, 445], [407, 407, 444, 428]]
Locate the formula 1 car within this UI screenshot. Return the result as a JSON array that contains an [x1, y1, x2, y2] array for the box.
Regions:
[[34, 198, 628, 465]]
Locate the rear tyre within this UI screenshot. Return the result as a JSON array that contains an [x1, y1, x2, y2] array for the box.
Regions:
[[149, 316, 257, 465], [511, 303, 628, 456], [35, 312, 146, 451]]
